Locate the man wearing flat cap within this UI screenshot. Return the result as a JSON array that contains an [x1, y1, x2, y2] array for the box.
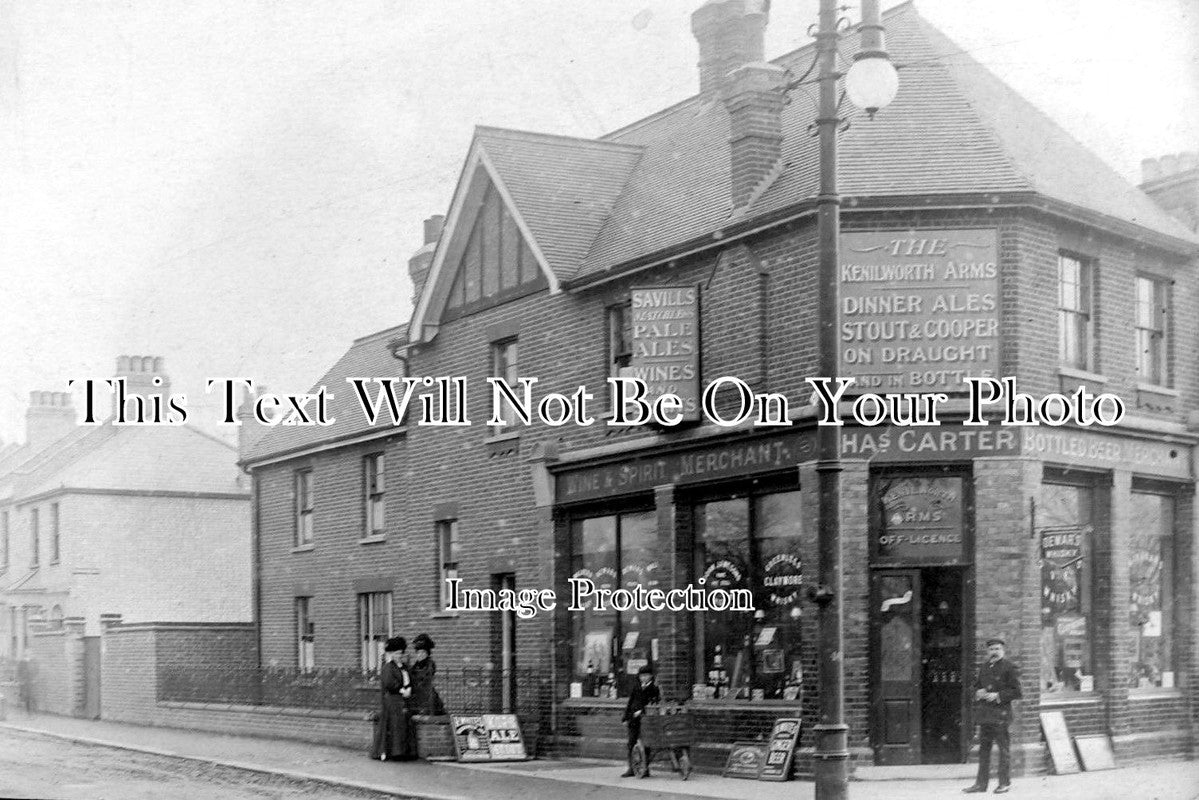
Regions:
[[964, 638, 1022, 794], [371, 636, 416, 761]]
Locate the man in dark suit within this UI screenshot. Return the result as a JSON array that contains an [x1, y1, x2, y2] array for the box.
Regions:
[[620, 665, 661, 778], [964, 638, 1022, 794]]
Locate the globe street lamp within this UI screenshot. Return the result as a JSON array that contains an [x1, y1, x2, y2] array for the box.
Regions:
[[808, 1, 897, 799]]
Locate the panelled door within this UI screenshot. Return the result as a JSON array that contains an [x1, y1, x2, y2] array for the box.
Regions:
[[872, 569, 922, 765]]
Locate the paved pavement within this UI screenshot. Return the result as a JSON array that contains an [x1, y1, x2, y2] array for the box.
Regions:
[[1, 711, 1197, 800]]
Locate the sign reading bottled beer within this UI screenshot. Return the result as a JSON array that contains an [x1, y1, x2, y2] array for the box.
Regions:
[[625, 286, 701, 421], [840, 229, 999, 392]]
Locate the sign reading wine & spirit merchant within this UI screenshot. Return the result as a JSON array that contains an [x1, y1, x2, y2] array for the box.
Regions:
[[840, 230, 999, 393], [625, 286, 701, 421]]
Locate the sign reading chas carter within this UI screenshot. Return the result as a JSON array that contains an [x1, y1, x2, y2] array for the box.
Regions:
[[840, 229, 999, 392]]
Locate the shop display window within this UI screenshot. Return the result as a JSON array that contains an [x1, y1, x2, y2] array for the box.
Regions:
[[569, 510, 657, 698], [1039, 482, 1094, 696], [693, 490, 803, 701], [1129, 491, 1177, 691]]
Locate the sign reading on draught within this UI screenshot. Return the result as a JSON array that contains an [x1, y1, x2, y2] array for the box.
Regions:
[[840, 229, 999, 392], [626, 286, 701, 421]]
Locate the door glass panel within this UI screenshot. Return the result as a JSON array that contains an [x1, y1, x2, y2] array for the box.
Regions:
[[882, 615, 914, 682]]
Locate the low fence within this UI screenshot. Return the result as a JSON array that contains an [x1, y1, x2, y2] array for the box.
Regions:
[[159, 665, 553, 727]]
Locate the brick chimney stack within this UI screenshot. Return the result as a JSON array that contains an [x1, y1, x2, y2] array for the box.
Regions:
[[693, 0, 786, 211], [1140, 151, 1199, 232], [25, 391, 76, 453], [409, 214, 445, 303], [111, 355, 171, 420], [691, 0, 770, 96]]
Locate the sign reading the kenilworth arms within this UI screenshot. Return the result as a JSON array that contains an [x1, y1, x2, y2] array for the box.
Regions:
[[840, 229, 999, 393], [625, 286, 701, 421]]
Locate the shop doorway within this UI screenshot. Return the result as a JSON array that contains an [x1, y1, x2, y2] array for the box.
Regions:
[[871, 567, 967, 765]]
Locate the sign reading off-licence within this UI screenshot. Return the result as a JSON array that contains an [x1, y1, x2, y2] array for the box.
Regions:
[[840, 230, 999, 393]]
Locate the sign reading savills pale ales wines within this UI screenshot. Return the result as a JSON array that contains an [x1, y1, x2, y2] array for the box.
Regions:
[[626, 286, 701, 421], [839, 230, 999, 393]]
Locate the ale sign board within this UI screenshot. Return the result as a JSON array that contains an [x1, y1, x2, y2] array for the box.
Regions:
[[625, 286, 701, 421]]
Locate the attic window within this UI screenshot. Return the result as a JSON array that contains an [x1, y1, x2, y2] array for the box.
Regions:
[[444, 181, 545, 319]]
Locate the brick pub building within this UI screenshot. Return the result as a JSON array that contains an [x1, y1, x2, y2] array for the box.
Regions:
[[243, 1, 1199, 773]]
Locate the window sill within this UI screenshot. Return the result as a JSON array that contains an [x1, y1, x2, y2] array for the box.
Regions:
[[1136, 383, 1179, 397], [1057, 366, 1107, 384], [1039, 692, 1101, 707], [429, 611, 460, 619], [1128, 688, 1184, 700], [358, 536, 387, 545], [485, 431, 521, 444], [291, 544, 315, 554]]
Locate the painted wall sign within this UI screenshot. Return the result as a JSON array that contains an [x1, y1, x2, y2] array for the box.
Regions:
[[1020, 429, 1191, 479], [839, 229, 999, 392], [763, 553, 803, 605], [841, 425, 1018, 461], [626, 286, 701, 421], [1040, 525, 1086, 622], [874, 476, 965, 563], [556, 431, 812, 502]]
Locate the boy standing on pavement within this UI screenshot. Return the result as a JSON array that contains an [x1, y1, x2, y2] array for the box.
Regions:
[[964, 638, 1022, 794]]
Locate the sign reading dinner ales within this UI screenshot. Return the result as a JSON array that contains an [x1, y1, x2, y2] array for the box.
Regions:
[[840, 230, 999, 393], [626, 286, 701, 421]]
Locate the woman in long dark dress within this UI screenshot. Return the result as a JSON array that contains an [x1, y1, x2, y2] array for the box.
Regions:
[[409, 633, 446, 716], [371, 636, 416, 761]]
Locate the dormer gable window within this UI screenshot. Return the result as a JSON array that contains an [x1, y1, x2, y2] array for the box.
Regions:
[[443, 180, 546, 321]]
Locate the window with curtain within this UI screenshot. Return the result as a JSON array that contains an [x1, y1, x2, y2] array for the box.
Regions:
[[1058, 253, 1093, 371], [358, 591, 393, 675], [1135, 275, 1169, 386]]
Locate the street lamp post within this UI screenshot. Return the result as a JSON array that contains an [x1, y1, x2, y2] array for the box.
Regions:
[[808, 1, 897, 799]]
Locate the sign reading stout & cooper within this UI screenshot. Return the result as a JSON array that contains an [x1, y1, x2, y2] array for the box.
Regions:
[[840, 229, 999, 392], [626, 286, 701, 421]]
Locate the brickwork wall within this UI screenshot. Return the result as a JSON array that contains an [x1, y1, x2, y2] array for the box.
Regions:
[[100, 622, 255, 723], [101, 627, 158, 722], [27, 624, 85, 716], [251, 200, 1199, 766]]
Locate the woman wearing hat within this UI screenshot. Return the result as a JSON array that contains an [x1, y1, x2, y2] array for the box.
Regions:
[[371, 636, 416, 761], [409, 633, 446, 717]]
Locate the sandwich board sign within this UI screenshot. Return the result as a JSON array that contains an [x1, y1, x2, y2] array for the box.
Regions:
[[1039, 711, 1080, 774]]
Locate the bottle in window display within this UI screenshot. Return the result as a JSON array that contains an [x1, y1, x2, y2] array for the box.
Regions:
[[709, 645, 728, 698]]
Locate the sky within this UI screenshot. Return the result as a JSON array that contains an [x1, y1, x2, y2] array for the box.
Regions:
[[1, 0, 1197, 445]]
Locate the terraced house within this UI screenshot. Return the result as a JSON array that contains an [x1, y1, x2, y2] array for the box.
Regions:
[[242, 0, 1199, 775]]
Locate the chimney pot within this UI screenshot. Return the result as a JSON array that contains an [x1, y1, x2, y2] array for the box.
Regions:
[[692, 0, 771, 96], [1161, 154, 1179, 176], [1179, 152, 1198, 172], [423, 215, 446, 244]]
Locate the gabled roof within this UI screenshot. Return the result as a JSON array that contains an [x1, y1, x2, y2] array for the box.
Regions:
[[410, 129, 642, 338], [243, 324, 408, 465], [575, 2, 1195, 281], [476, 127, 644, 281], [11, 423, 245, 501], [411, 2, 1195, 304]]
